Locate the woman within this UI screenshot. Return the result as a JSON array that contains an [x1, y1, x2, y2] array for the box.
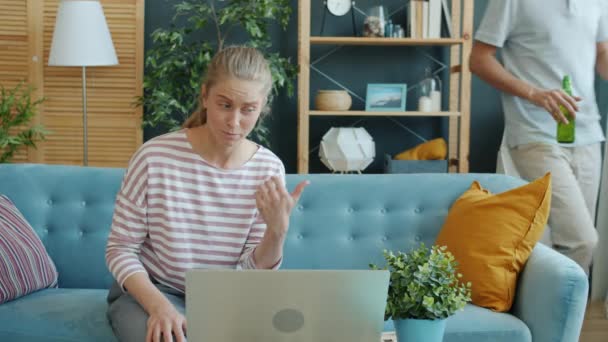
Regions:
[[105, 46, 309, 342]]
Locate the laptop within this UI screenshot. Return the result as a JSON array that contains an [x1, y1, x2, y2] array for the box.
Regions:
[[185, 269, 390, 342]]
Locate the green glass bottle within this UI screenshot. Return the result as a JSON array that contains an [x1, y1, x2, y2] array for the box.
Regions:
[[556, 75, 575, 143]]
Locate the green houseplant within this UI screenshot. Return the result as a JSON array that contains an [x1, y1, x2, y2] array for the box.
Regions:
[[0, 82, 47, 163], [370, 243, 472, 342], [138, 0, 297, 147]]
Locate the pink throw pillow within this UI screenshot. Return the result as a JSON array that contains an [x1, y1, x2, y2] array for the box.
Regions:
[[0, 195, 58, 303]]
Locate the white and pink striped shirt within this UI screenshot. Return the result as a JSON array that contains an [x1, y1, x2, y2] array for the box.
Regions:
[[105, 130, 285, 293]]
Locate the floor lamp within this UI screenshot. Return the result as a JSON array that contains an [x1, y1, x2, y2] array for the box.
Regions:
[[48, 0, 118, 166]]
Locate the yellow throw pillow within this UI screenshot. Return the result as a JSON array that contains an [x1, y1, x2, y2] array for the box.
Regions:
[[394, 138, 447, 160], [435, 173, 551, 312]]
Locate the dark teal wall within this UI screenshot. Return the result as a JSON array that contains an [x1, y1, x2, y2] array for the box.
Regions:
[[144, 0, 607, 173]]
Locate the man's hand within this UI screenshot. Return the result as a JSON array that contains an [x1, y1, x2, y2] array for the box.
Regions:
[[146, 302, 187, 342], [528, 88, 581, 124], [470, 41, 582, 123], [255, 177, 309, 239]]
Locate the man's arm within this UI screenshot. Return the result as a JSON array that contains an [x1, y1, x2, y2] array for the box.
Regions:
[[597, 41, 608, 80], [469, 41, 579, 124], [469, 42, 533, 101]]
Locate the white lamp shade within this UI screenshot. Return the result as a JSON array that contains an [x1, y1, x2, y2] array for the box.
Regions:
[[319, 127, 375, 172], [48, 0, 118, 66]]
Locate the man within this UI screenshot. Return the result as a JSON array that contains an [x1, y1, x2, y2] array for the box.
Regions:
[[470, 0, 608, 274]]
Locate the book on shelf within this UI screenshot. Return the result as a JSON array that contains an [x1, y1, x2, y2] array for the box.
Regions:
[[408, 0, 426, 39], [442, 0, 453, 38], [422, 0, 429, 38], [408, 0, 453, 39], [408, 0, 417, 38], [428, 0, 442, 38]]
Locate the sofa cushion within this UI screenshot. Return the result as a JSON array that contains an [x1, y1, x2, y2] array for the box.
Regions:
[[0, 288, 116, 342], [394, 137, 447, 160], [0, 195, 58, 304], [384, 304, 531, 342], [435, 173, 551, 312]]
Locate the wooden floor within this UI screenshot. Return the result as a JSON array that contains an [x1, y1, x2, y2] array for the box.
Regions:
[[580, 301, 608, 342]]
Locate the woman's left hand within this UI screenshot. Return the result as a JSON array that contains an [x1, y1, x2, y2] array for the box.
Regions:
[[255, 176, 309, 239]]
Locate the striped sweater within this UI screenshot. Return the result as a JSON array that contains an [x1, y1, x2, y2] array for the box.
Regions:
[[105, 130, 285, 293]]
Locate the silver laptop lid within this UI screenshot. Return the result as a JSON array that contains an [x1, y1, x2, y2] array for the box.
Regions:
[[186, 269, 389, 342]]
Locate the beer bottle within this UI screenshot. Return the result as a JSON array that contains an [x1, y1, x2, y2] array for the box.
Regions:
[[556, 75, 575, 143]]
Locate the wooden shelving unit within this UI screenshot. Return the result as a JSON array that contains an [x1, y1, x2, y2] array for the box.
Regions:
[[309, 110, 461, 117], [297, 0, 474, 174], [310, 36, 465, 46]]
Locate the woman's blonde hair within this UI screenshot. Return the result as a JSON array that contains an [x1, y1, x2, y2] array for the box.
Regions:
[[183, 46, 273, 128]]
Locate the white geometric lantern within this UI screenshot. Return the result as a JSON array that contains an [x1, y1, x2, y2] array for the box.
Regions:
[[319, 127, 376, 173]]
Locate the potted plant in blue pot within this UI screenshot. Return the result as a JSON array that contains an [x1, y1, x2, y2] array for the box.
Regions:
[[370, 243, 471, 342]]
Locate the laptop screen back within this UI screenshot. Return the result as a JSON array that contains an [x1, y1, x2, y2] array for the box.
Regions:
[[186, 269, 389, 342]]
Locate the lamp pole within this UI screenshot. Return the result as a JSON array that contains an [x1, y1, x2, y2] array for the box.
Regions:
[[48, 0, 118, 167]]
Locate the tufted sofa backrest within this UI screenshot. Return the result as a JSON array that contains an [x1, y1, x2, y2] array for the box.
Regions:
[[281, 173, 527, 269], [0, 164, 123, 289], [0, 164, 527, 289]]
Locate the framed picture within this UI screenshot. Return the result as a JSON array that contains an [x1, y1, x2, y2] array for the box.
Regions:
[[365, 83, 407, 112]]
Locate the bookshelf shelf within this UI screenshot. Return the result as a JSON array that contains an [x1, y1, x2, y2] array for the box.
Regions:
[[309, 110, 461, 117], [309, 36, 465, 46]]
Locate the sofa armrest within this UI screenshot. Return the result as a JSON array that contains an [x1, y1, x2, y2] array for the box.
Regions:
[[512, 243, 588, 342]]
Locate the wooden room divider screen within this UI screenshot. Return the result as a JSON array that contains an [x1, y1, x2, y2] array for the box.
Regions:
[[0, 0, 144, 167]]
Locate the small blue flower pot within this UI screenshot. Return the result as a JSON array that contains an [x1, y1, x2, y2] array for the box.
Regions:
[[394, 318, 446, 342]]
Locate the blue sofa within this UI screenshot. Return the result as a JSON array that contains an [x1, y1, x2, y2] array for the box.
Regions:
[[0, 164, 588, 342]]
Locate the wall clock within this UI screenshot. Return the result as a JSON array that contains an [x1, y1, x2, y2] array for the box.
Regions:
[[320, 0, 357, 36]]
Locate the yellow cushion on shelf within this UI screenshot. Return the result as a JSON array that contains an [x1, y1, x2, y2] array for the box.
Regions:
[[394, 138, 447, 160], [435, 172, 552, 312]]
